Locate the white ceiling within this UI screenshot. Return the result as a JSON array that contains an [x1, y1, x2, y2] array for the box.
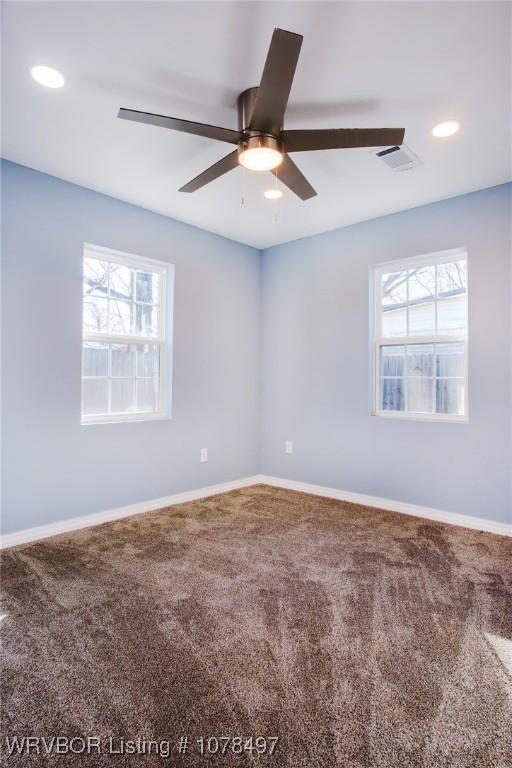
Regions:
[[2, 1, 511, 249]]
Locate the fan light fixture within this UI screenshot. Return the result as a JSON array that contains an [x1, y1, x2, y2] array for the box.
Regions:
[[264, 189, 283, 200], [432, 121, 460, 138], [31, 65, 65, 88], [238, 135, 283, 171], [239, 147, 283, 171], [118, 28, 406, 200]]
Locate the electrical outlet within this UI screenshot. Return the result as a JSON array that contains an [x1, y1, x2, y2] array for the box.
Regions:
[[285, 441, 293, 455], [200, 448, 208, 463]]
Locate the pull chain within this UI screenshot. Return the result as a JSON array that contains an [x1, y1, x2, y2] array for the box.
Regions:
[[274, 170, 279, 223], [241, 165, 247, 206]]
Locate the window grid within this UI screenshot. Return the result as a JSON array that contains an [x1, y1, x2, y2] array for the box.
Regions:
[[379, 343, 465, 415], [81, 245, 169, 424], [83, 259, 161, 339], [373, 249, 468, 422], [82, 343, 161, 417]]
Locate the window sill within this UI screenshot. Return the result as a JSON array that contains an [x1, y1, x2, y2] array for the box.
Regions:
[[373, 410, 468, 424], [81, 412, 171, 426]]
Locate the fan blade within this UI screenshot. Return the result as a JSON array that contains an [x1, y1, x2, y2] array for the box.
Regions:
[[249, 29, 303, 134], [282, 127, 405, 152], [275, 155, 316, 200], [118, 108, 242, 145], [179, 150, 239, 193]]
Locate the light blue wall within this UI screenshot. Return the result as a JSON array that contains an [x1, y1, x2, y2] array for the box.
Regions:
[[261, 184, 512, 524], [1, 161, 261, 534], [2, 163, 510, 534]]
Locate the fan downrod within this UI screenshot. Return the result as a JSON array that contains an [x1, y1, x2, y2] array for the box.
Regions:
[[237, 87, 260, 133]]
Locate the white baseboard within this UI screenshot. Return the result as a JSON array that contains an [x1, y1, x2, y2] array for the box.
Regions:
[[258, 475, 512, 538], [0, 476, 262, 549], [2, 473, 510, 549]]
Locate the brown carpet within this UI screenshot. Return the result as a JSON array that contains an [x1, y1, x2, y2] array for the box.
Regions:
[[1, 484, 511, 767]]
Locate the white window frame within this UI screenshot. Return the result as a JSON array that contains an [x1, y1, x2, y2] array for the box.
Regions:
[[372, 247, 468, 423], [81, 243, 173, 425]]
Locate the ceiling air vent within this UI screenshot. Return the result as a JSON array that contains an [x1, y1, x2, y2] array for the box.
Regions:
[[375, 144, 422, 172]]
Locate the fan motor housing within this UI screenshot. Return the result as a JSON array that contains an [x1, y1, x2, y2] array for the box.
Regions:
[[237, 87, 283, 162], [238, 134, 283, 156]]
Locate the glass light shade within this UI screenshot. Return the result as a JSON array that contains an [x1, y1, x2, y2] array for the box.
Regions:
[[238, 135, 283, 171], [239, 147, 283, 171]]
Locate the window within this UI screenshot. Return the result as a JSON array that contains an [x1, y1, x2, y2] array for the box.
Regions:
[[81, 244, 172, 424], [373, 248, 468, 421]]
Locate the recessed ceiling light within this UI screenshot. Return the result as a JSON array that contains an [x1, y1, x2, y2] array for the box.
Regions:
[[31, 65, 65, 89], [432, 120, 460, 138], [264, 189, 283, 200]]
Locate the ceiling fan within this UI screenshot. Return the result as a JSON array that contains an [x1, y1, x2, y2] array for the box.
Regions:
[[118, 28, 405, 200]]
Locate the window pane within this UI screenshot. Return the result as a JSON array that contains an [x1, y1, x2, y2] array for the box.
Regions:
[[83, 298, 108, 334], [136, 379, 159, 412], [382, 307, 407, 338], [437, 260, 467, 334], [82, 342, 108, 377], [136, 271, 159, 304], [407, 378, 434, 413], [109, 300, 132, 335], [381, 270, 407, 337], [381, 270, 407, 307], [408, 265, 435, 301], [135, 304, 158, 337], [407, 344, 433, 377], [82, 378, 108, 415], [408, 266, 435, 336], [437, 260, 467, 298], [436, 379, 464, 415], [111, 344, 135, 377], [111, 379, 135, 413], [437, 295, 466, 334], [381, 378, 404, 411], [436, 342, 465, 378], [83, 257, 108, 298], [110, 263, 134, 300], [136, 344, 159, 378], [408, 301, 435, 336], [381, 345, 405, 377]]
